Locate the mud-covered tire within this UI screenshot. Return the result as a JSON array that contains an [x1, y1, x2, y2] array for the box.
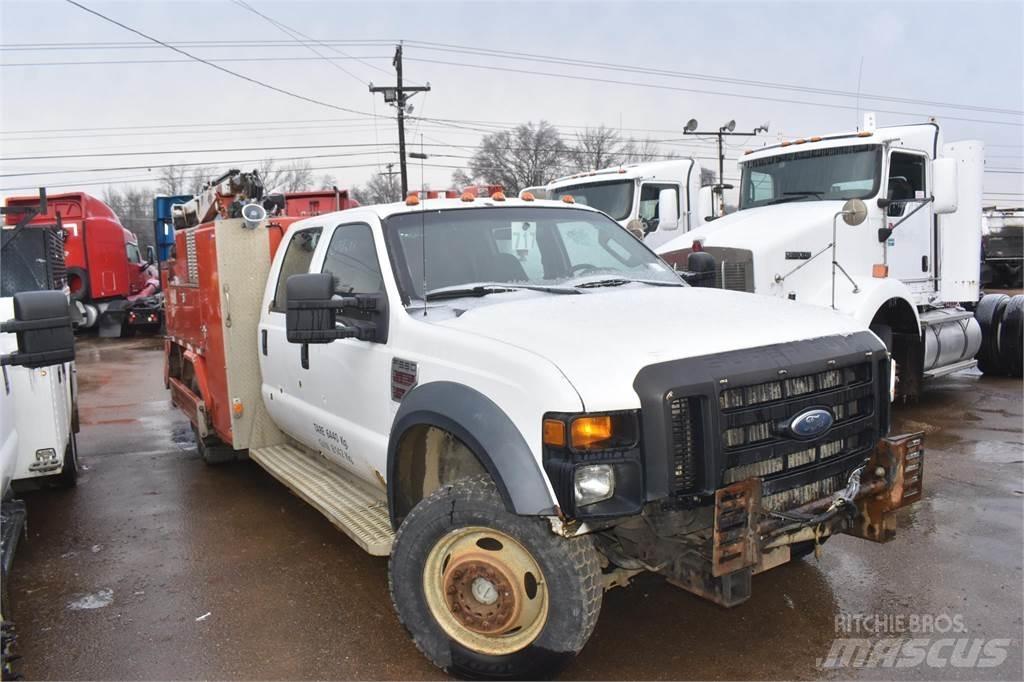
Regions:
[[997, 295, 1023, 378], [388, 475, 602, 680], [975, 293, 1010, 376], [192, 425, 236, 465]]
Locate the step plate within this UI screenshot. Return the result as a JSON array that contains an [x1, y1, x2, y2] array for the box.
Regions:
[[250, 444, 394, 556]]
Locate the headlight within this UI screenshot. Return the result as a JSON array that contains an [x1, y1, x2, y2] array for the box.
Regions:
[[574, 464, 615, 507]]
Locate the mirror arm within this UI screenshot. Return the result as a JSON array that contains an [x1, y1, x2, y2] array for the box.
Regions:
[[0, 348, 73, 367], [877, 196, 934, 243], [0, 315, 70, 334]]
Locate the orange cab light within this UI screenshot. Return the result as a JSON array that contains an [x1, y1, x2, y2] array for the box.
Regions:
[[405, 193, 420, 206], [543, 419, 566, 448], [744, 149, 753, 155], [618, 168, 627, 173], [872, 263, 889, 278], [461, 191, 476, 202], [810, 136, 822, 142], [521, 191, 536, 202], [780, 140, 792, 147], [857, 130, 874, 137], [794, 138, 806, 144], [571, 416, 613, 449], [490, 191, 506, 201], [561, 194, 575, 204]]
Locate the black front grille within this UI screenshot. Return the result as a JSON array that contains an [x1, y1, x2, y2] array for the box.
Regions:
[[651, 337, 888, 511], [669, 397, 701, 494]]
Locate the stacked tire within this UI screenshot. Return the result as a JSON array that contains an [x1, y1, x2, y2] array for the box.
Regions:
[[975, 294, 1023, 378]]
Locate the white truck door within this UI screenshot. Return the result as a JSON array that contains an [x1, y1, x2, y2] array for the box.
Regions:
[[258, 225, 324, 444], [884, 150, 934, 293], [637, 182, 681, 250], [305, 221, 392, 484]]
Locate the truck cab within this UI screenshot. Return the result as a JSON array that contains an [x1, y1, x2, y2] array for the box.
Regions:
[[545, 159, 706, 249], [164, 190, 922, 679], [657, 118, 1019, 394]]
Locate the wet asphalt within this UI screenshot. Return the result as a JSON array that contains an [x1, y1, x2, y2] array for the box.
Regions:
[[5, 335, 1023, 681]]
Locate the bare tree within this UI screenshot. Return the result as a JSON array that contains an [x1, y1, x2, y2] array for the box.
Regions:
[[102, 185, 156, 251], [257, 158, 286, 191], [450, 168, 477, 189], [157, 166, 188, 196], [568, 125, 624, 172], [353, 171, 402, 205], [279, 160, 314, 192], [621, 137, 665, 164], [188, 166, 215, 194], [467, 120, 566, 193], [317, 173, 337, 190]]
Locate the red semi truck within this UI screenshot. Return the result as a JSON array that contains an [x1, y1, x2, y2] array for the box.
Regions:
[[3, 192, 159, 336]]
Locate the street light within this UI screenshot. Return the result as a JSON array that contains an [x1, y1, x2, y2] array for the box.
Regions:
[[684, 119, 766, 217], [721, 120, 736, 133]]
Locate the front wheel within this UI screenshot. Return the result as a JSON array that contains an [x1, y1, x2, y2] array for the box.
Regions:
[[389, 475, 602, 680]]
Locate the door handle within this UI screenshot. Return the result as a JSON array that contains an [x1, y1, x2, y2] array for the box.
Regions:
[[301, 343, 309, 370], [261, 329, 268, 355]]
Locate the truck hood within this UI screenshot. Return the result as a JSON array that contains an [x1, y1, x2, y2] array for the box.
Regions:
[[433, 285, 867, 411], [658, 201, 846, 255]]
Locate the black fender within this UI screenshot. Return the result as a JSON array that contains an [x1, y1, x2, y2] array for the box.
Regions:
[[387, 381, 557, 528]]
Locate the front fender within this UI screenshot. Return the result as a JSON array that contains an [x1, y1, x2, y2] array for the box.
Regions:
[[387, 381, 558, 527], [799, 276, 921, 332]]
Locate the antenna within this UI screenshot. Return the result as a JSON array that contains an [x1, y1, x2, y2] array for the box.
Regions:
[[419, 136, 427, 316], [855, 55, 864, 129]]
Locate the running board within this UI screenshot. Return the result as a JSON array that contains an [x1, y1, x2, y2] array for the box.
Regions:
[[249, 444, 394, 556]]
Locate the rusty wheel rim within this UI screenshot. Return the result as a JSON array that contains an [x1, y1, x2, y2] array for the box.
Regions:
[[423, 526, 548, 655]]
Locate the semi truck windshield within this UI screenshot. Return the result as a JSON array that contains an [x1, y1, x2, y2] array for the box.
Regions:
[[739, 144, 882, 210], [384, 206, 680, 302], [549, 180, 634, 220]]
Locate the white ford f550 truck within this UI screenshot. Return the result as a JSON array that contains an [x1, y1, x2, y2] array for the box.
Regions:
[[658, 116, 1024, 393], [164, 188, 922, 679]]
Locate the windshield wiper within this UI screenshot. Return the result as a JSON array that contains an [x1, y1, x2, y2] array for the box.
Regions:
[[783, 190, 824, 198], [424, 282, 578, 301], [571, 277, 683, 289]]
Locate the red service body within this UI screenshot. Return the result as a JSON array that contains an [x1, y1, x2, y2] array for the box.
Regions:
[[4, 192, 151, 303], [282, 190, 359, 218]]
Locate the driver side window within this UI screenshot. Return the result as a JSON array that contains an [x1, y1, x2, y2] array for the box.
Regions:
[[271, 227, 323, 313], [887, 152, 926, 218], [638, 183, 679, 230]]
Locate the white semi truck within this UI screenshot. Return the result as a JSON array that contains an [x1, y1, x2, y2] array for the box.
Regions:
[[659, 117, 1024, 395], [544, 159, 710, 249], [163, 188, 923, 679]]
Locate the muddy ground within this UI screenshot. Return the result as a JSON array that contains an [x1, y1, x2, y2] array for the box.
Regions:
[[6, 335, 1023, 680]]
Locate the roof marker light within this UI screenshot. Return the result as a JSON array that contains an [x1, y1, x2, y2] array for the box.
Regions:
[[810, 136, 822, 142], [521, 191, 536, 202], [857, 131, 874, 137], [405, 193, 420, 206], [561, 194, 575, 204], [780, 140, 792, 147], [490, 191, 506, 201], [461, 191, 476, 202], [794, 138, 806, 144]]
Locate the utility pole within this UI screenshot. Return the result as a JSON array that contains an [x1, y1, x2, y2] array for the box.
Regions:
[[378, 162, 401, 201], [370, 44, 430, 198], [683, 119, 768, 216]]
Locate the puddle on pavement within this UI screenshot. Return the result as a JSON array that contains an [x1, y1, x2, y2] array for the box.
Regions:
[[66, 589, 113, 610]]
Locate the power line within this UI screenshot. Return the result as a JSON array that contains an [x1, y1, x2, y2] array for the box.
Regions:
[[0, 55, 394, 67], [62, 0, 388, 120], [403, 56, 1022, 128], [401, 39, 1023, 117]]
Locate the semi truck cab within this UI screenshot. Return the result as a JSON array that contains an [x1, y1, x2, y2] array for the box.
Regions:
[[658, 117, 1021, 394], [545, 159, 708, 249]]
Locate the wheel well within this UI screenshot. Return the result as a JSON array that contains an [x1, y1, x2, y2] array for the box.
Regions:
[[870, 297, 922, 396], [392, 425, 488, 525]]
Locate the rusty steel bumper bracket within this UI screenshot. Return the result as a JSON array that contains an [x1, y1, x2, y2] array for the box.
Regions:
[[847, 431, 924, 542], [168, 376, 209, 439]]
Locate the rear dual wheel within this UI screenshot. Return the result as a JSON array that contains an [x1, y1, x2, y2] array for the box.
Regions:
[[389, 475, 602, 680], [975, 294, 1023, 378]]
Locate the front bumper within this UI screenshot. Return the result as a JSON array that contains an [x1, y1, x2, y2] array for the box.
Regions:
[[668, 432, 923, 606]]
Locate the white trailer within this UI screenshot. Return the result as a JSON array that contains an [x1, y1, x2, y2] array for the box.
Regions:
[[658, 116, 1023, 395], [545, 159, 709, 249]]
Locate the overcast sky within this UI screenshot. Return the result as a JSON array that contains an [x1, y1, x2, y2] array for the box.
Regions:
[[1, 0, 1021, 204]]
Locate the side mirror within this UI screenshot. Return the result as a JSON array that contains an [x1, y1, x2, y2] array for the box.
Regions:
[[285, 273, 378, 344], [0, 290, 75, 368], [932, 158, 958, 215], [841, 198, 868, 226], [658, 188, 680, 231]]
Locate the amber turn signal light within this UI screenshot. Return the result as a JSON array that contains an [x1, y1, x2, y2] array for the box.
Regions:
[[571, 416, 613, 449], [543, 419, 566, 447], [872, 263, 889, 278]]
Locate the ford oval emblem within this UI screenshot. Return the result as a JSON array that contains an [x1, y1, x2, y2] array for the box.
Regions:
[[789, 408, 834, 439]]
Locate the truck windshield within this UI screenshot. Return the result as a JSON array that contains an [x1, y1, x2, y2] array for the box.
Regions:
[[549, 180, 634, 221], [739, 144, 882, 210], [384, 206, 681, 302]]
